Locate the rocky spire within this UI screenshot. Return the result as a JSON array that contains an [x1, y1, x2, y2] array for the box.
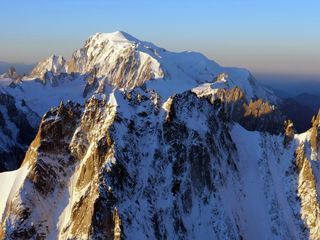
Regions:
[[310, 110, 320, 151], [283, 119, 294, 147], [30, 55, 66, 79]]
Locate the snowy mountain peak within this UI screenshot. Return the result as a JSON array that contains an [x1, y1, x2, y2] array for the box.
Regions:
[[89, 31, 140, 44], [78, 32, 277, 101], [67, 31, 165, 89], [30, 55, 66, 78], [21, 31, 277, 103], [3, 31, 278, 117]]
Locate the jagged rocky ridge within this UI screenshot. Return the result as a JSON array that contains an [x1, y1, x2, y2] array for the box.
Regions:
[[0, 87, 320, 239], [0, 67, 22, 82], [1, 31, 319, 239]]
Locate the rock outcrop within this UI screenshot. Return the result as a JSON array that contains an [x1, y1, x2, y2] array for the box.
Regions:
[[1, 67, 22, 81], [30, 55, 66, 81], [193, 82, 284, 134]]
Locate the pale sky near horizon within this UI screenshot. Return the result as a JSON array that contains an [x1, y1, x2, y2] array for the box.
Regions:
[[1, 0, 319, 76]]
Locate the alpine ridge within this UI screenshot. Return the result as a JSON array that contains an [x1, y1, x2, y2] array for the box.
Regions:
[[0, 31, 319, 240]]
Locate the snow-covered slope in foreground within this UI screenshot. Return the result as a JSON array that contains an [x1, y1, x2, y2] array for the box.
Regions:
[[0, 87, 319, 239], [0, 164, 29, 220]]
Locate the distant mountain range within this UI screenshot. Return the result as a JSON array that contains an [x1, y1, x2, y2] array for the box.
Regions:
[[0, 61, 34, 75], [256, 73, 320, 97], [257, 75, 320, 133], [279, 93, 320, 132]]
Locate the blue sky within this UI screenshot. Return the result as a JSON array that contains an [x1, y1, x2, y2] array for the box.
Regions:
[[1, 0, 319, 76]]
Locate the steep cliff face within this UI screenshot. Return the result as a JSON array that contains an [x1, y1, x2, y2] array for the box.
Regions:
[[192, 79, 284, 134], [0, 87, 319, 240], [0, 89, 237, 239], [0, 101, 82, 239], [0, 92, 39, 171]]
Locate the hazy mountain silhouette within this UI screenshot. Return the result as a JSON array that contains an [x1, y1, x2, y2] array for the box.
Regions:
[[0, 61, 34, 75]]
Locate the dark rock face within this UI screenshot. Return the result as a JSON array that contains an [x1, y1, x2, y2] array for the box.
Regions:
[[310, 111, 320, 152], [0, 147, 25, 172], [100, 90, 240, 239], [1, 102, 82, 239], [241, 99, 285, 134], [82, 68, 100, 98], [283, 120, 294, 147], [0, 92, 39, 172], [43, 71, 59, 87], [199, 87, 285, 134]]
